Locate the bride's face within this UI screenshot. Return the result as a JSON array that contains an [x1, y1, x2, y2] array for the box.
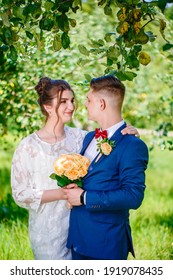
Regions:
[[57, 90, 75, 124]]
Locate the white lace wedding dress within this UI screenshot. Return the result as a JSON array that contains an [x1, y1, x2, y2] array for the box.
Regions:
[[11, 126, 87, 260]]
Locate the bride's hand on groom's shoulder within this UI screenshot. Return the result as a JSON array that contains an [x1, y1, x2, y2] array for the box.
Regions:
[[121, 123, 140, 137]]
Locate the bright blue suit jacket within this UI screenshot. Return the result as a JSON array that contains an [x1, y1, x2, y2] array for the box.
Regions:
[[67, 123, 149, 259]]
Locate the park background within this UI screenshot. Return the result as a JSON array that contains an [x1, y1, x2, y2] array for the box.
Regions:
[[0, 0, 173, 259]]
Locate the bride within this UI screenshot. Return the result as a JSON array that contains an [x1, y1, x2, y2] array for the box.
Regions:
[[11, 77, 139, 260]]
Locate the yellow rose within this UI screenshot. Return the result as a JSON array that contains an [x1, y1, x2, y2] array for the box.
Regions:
[[100, 142, 112, 155]]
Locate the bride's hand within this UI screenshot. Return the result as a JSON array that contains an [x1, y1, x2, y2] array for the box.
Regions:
[[121, 124, 140, 138]]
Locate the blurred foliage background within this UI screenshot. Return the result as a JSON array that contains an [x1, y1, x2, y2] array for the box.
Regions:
[[0, 0, 172, 150]]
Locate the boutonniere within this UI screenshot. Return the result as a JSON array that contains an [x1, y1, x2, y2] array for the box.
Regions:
[[94, 128, 115, 163], [96, 138, 115, 156]]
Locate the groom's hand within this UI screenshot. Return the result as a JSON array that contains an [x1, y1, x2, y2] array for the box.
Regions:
[[63, 183, 78, 189], [64, 188, 84, 206]]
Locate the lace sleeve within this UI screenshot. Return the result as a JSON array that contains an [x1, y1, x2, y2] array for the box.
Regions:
[[11, 138, 43, 212], [73, 128, 88, 152]]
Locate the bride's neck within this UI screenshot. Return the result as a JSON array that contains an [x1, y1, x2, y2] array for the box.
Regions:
[[43, 122, 65, 137], [37, 121, 65, 143]]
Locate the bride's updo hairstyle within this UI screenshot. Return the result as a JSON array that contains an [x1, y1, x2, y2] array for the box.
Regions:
[[35, 77, 74, 119]]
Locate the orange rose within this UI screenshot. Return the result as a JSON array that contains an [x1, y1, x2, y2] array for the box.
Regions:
[[51, 153, 90, 187], [54, 158, 65, 176], [79, 167, 88, 177], [62, 160, 76, 170], [64, 169, 80, 180], [100, 142, 112, 155]]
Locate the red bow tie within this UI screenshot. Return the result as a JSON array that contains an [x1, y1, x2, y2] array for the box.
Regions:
[[95, 128, 108, 139]]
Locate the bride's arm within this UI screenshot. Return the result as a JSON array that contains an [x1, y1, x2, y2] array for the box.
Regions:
[[41, 182, 78, 203], [11, 139, 67, 212]]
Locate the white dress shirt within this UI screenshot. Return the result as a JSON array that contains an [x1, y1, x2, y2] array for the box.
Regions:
[[84, 120, 124, 162]]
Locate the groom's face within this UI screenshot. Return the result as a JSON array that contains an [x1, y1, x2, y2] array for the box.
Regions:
[[85, 89, 100, 122]]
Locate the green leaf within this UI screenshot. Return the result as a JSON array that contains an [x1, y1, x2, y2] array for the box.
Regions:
[[11, 31, 19, 42], [53, 34, 62, 51], [162, 44, 173, 51], [1, 13, 10, 27], [13, 6, 25, 20], [69, 18, 76, 28], [8, 45, 18, 62], [4, 28, 12, 41], [72, 0, 82, 8], [135, 30, 149, 45], [23, 3, 42, 18], [0, 51, 6, 65], [0, 45, 8, 52], [75, 180, 83, 188], [107, 57, 113, 66], [49, 173, 56, 180], [61, 32, 70, 49], [98, 0, 107, 6], [157, 0, 168, 13], [145, 31, 156, 42], [84, 74, 92, 82], [39, 18, 54, 31], [25, 31, 34, 40], [104, 5, 112, 16], [126, 55, 139, 69], [56, 14, 70, 32], [107, 46, 119, 61], [116, 71, 137, 81], [56, 176, 71, 187], [104, 33, 115, 42], [77, 58, 90, 66], [78, 44, 89, 55], [44, 1, 54, 12]]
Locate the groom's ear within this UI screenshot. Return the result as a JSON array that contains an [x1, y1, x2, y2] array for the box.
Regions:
[[100, 98, 106, 110]]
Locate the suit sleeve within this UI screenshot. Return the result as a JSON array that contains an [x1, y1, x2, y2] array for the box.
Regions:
[[86, 139, 149, 211]]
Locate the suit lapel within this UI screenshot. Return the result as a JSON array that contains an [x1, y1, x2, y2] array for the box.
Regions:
[[80, 131, 95, 155]]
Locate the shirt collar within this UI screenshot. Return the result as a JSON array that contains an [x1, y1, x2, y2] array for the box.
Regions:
[[106, 120, 124, 138]]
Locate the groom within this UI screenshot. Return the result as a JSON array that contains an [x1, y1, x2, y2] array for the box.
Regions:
[[65, 75, 149, 260]]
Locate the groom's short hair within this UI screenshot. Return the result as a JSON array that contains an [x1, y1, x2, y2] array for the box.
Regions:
[[90, 75, 125, 99]]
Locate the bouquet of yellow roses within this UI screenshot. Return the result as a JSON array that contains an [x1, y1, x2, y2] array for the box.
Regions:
[[50, 153, 90, 188]]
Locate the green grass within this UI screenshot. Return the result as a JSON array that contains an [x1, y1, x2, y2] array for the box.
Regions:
[[0, 135, 173, 260], [129, 145, 173, 260], [0, 135, 34, 260]]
